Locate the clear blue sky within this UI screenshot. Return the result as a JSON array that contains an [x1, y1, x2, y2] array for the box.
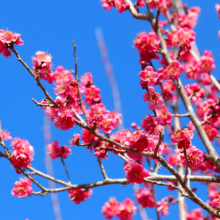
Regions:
[[0, 1, 219, 219]]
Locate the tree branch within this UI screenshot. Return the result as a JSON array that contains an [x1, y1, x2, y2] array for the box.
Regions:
[[10, 47, 58, 107], [97, 158, 108, 180], [72, 40, 88, 123]]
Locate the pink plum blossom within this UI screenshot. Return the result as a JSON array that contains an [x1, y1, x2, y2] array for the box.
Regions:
[[81, 72, 93, 87], [116, 198, 136, 220], [199, 50, 215, 73], [134, 188, 154, 208], [138, 65, 158, 86], [146, 0, 163, 9], [69, 134, 80, 146], [124, 159, 149, 184], [167, 28, 196, 51], [163, 60, 184, 80], [0, 29, 24, 58], [68, 188, 93, 204], [32, 51, 53, 83], [143, 86, 163, 110], [102, 197, 120, 219], [11, 178, 33, 198], [47, 140, 71, 160], [157, 198, 170, 217], [134, 32, 160, 63], [156, 105, 173, 126], [84, 85, 101, 106], [141, 115, 163, 135]]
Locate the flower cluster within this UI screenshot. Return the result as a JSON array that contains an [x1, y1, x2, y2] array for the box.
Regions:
[[68, 188, 93, 204], [32, 51, 53, 83], [0, 129, 12, 141], [185, 83, 205, 104], [216, 4, 220, 19], [44, 67, 92, 130], [124, 159, 149, 184], [163, 60, 184, 80], [171, 128, 193, 149], [47, 140, 71, 160], [157, 198, 170, 217], [134, 188, 154, 208], [0, 29, 24, 58], [178, 7, 200, 29], [102, 198, 136, 220], [146, 0, 163, 9], [11, 178, 33, 198], [143, 87, 163, 110], [101, 0, 130, 13], [169, 145, 204, 171], [134, 32, 160, 63], [142, 115, 163, 135], [138, 65, 158, 87], [10, 138, 34, 169], [87, 103, 120, 134], [167, 28, 196, 51], [199, 50, 215, 74]]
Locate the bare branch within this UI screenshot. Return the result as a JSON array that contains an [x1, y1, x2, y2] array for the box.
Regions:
[[154, 131, 163, 156], [0, 124, 11, 158], [171, 113, 190, 118], [183, 150, 189, 184], [152, 185, 161, 220], [125, 0, 150, 21], [60, 155, 71, 184], [10, 47, 58, 107], [32, 98, 54, 108], [97, 158, 108, 180], [72, 40, 88, 123]]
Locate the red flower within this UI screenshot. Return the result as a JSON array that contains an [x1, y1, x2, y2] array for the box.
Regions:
[[124, 159, 149, 184], [68, 188, 93, 204], [11, 178, 33, 198]]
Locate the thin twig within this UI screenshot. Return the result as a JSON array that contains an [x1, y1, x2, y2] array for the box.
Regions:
[[97, 158, 108, 180], [77, 139, 101, 147], [22, 170, 47, 193], [72, 40, 88, 123], [0, 124, 10, 158], [32, 98, 54, 108], [152, 185, 161, 220], [154, 163, 162, 174], [201, 113, 213, 125], [10, 47, 58, 107], [154, 131, 163, 156], [60, 155, 71, 184], [184, 150, 189, 184]]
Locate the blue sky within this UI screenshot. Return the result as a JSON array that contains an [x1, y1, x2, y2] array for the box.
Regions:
[[0, 1, 219, 219]]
